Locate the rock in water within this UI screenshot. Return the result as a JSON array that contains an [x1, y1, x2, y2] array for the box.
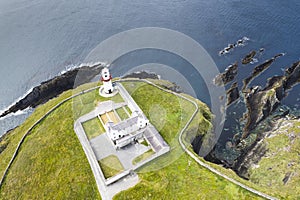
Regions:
[[241, 61, 300, 140], [242, 54, 285, 91], [242, 77, 285, 139], [242, 50, 256, 64], [284, 61, 300, 91], [213, 62, 238, 86], [226, 82, 240, 106], [0, 64, 103, 118]]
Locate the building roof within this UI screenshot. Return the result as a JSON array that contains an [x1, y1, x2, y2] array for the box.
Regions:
[[107, 116, 139, 131]]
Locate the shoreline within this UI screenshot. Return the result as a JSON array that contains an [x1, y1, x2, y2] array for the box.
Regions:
[[0, 70, 163, 138]]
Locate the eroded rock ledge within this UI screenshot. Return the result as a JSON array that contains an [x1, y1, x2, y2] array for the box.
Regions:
[[0, 64, 103, 118], [202, 51, 300, 179], [242, 61, 300, 139]]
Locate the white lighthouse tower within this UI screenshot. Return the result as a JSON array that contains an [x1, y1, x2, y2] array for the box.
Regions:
[[101, 67, 114, 94], [99, 67, 117, 97]]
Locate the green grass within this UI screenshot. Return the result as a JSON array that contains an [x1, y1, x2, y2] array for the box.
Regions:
[[82, 117, 105, 140], [99, 155, 124, 179], [113, 81, 260, 200], [132, 149, 155, 165], [115, 107, 129, 121], [0, 80, 261, 200], [0, 82, 102, 200], [140, 140, 149, 147], [111, 93, 125, 103], [124, 106, 132, 115], [248, 120, 300, 199]]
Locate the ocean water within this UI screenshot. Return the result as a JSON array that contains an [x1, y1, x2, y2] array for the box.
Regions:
[[0, 0, 300, 137]]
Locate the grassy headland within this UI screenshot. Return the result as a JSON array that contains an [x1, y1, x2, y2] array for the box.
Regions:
[[0, 80, 259, 199]]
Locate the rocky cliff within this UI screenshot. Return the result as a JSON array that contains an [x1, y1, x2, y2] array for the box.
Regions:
[[0, 64, 103, 118]]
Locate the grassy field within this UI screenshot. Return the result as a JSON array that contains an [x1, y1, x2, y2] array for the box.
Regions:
[[0, 82, 102, 200], [248, 120, 300, 199], [116, 107, 129, 121], [111, 93, 125, 103], [113, 81, 260, 200], [0, 80, 261, 199], [124, 106, 132, 115], [82, 117, 105, 140], [99, 155, 124, 179]]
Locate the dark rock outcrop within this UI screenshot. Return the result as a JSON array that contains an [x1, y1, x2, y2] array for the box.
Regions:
[[197, 47, 298, 179], [242, 53, 284, 91], [204, 146, 223, 165], [284, 61, 300, 91], [232, 139, 268, 179], [241, 61, 298, 139], [242, 50, 256, 64], [242, 77, 285, 139], [226, 82, 240, 106], [232, 61, 300, 176], [213, 62, 238, 86], [0, 64, 103, 118], [219, 37, 249, 55], [159, 82, 183, 93], [282, 172, 292, 185]]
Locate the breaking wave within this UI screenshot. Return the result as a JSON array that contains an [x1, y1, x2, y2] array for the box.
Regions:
[[59, 61, 108, 75]]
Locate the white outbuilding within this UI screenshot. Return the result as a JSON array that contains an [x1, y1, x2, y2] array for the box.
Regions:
[[105, 111, 149, 148]]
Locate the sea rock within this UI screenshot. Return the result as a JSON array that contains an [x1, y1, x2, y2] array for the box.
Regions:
[[226, 82, 240, 106], [198, 42, 298, 182], [241, 61, 299, 139], [284, 61, 300, 90], [259, 48, 265, 53], [242, 76, 285, 139], [242, 54, 284, 91], [213, 62, 238, 86], [242, 50, 256, 64], [0, 64, 103, 118], [219, 37, 249, 55]]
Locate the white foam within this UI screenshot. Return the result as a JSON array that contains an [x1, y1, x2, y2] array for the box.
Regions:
[[0, 87, 34, 117], [59, 61, 107, 75], [0, 107, 34, 120], [250, 58, 258, 64], [219, 36, 250, 55], [0, 61, 107, 118]]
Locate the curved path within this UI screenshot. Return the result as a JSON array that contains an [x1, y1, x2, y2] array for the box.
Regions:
[[119, 79, 277, 200], [0, 79, 277, 200]]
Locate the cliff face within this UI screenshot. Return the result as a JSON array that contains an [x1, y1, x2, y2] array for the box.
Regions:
[[231, 62, 300, 176], [0, 64, 103, 118], [242, 61, 300, 140], [200, 53, 300, 186]]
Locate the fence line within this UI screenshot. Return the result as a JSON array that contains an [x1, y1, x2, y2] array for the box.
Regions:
[[0, 86, 100, 188], [0, 79, 277, 199]]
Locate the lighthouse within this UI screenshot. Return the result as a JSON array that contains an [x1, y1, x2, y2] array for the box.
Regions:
[[101, 67, 114, 94]]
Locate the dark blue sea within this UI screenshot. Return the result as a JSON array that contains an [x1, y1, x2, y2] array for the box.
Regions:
[[1, 0, 300, 143]]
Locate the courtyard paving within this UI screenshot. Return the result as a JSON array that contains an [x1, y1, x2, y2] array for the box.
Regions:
[[90, 133, 150, 170]]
